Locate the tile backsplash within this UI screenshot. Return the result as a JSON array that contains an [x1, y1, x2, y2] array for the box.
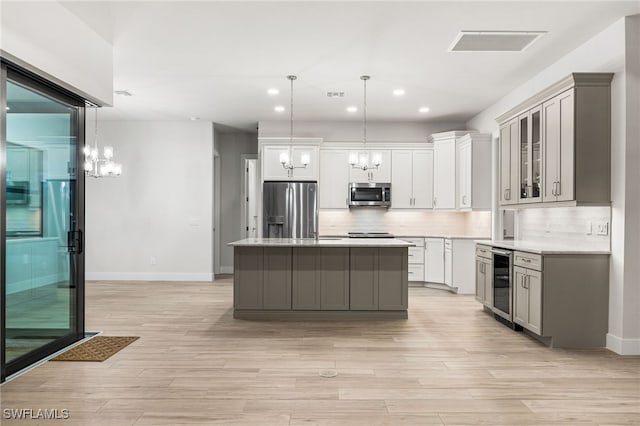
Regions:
[[319, 209, 491, 237], [516, 206, 611, 251]]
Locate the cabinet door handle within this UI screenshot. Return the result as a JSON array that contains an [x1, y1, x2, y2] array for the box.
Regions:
[[525, 275, 530, 289], [522, 258, 532, 263], [556, 181, 561, 196], [433, 197, 437, 207]]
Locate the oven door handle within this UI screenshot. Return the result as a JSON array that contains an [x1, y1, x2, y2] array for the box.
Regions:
[[491, 248, 513, 256]]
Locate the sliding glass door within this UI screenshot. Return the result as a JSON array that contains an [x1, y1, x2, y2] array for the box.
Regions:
[[1, 63, 85, 381]]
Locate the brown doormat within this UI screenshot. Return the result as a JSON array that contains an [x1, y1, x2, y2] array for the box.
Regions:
[[51, 336, 139, 362]]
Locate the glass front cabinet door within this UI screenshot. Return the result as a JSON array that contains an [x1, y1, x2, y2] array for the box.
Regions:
[[518, 106, 542, 203]]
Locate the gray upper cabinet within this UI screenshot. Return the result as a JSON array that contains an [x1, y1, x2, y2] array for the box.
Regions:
[[518, 106, 542, 203], [499, 119, 519, 205], [497, 73, 613, 207]]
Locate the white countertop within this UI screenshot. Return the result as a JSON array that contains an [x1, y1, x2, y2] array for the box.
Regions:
[[229, 238, 415, 247], [475, 240, 611, 255], [320, 234, 489, 240]]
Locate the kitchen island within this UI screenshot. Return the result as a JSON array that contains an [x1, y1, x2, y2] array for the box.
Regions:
[[228, 238, 414, 320]]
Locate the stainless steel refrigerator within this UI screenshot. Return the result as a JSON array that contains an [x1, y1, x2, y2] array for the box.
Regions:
[[263, 181, 318, 239]]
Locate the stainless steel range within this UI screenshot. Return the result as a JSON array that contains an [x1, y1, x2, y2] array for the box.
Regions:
[[348, 232, 395, 238]]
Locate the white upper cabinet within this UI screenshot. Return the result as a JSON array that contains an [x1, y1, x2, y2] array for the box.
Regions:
[[391, 151, 413, 208], [391, 149, 433, 209], [262, 144, 319, 181], [412, 150, 434, 209], [319, 150, 350, 209], [348, 150, 391, 183], [432, 137, 456, 209], [456, 133, 491, 210]]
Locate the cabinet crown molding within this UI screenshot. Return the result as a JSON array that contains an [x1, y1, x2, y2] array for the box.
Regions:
[[496, 72, 614, 125], [428, 130, 479, 143], [259, 137, 323, 147]]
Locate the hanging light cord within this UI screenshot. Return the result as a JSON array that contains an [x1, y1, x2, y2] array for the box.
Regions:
[[289, 75, 294, 146], [363, 76, 367, 145]]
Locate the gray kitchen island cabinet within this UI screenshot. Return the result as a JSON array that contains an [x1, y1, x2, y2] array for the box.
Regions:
[[229, 238, 412, 320]]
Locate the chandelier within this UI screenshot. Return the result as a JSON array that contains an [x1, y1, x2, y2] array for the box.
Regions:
[[349, 75, 380, 171], [279, 75, 310, 176], [83, 106, 122, 178]]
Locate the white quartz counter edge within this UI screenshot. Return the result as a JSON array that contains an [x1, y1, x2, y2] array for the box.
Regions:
[[475, 240, 611, 255], [320, 235, 489, 240], [229, 238, 415, 247]]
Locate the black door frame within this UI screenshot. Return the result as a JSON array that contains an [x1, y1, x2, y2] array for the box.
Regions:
[[0, 59, 86, 382]]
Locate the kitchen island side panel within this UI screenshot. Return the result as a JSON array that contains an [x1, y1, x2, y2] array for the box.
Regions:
[[350, 247, 379, 310], [263, 247, 292, 310], [378, 247, 409, 310], [233, 246, 264, 309], [320, 247, 350, 310], [292, 247, 322, 310]]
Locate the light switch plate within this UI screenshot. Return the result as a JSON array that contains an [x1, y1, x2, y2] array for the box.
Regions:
[[596, 221, 609, 236]]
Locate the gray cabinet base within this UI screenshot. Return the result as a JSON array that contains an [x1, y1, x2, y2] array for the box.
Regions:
[[234, 310, 407, 320]]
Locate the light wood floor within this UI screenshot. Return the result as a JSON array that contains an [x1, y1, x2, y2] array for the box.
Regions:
[[1, 278, 639, 425]]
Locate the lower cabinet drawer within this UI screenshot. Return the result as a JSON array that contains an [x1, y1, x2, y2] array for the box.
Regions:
[[514, 251, 542, 271], [408, 247, 423, 264], [408, 264, 424, 282]]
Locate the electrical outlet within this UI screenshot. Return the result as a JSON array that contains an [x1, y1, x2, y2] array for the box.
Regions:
[[596, 221, 609, 236], [150, 256, 157, 265], [586, 222, 592, 235]]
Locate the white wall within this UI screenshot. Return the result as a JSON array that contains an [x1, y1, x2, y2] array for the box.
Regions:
[[0, 1, 113, 105], [85, 121, 214, 281], [466, 19, 625, 135], [258, 120, 465, 142], [217, 131, 258, 273], [466, 17, 640, 354]]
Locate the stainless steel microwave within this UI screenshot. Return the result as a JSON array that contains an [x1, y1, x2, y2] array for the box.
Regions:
[[349, 182, 391, 207]]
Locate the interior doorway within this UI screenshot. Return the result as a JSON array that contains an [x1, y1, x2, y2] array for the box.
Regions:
[[241, 156, 258, 238]]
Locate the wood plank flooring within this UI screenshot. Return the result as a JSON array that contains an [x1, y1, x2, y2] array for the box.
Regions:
[[1, 278, 639, 425]]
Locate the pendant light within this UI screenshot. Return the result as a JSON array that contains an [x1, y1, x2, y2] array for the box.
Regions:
[[349, 75, 381, 170], [279, 75, 310, 177], [83, 106, 122, 178]]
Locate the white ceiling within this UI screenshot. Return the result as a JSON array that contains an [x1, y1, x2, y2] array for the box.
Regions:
[[61, 1, 640, 131]]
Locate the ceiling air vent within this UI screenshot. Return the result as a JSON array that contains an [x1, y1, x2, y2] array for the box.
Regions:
[[114, 90, 133, 97], [449, 31, 546, 52], [326, 91, 345, 98]]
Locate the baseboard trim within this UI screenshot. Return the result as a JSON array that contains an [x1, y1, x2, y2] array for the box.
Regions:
[[234, 310, 408, 321], [220, 266, 234, 274], [85, 272, 214, 282], [606, 333, 640, 355]]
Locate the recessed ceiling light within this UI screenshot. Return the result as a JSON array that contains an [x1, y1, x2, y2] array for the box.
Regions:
[[346, 106, 358, 113], [393, 89, 405, 96], [274, 106, 285, 112], [114, 90, 133, 97], [267, 88, 279, 95], [419, 107, 430, 113], [190, 116, 200, 121], [5, 106, 10, 110]]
